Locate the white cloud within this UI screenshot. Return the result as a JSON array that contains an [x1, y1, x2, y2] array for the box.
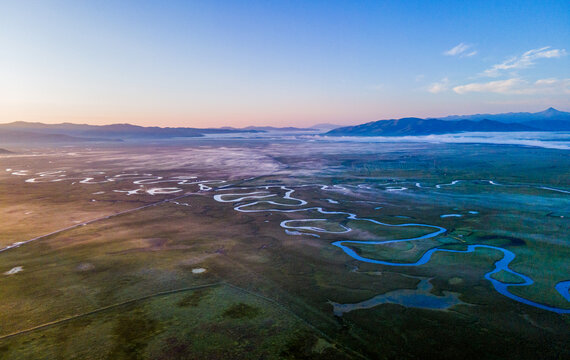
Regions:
[[453, 78, 523, 94], [453, 77, 570, 95], [465, 50, 477, 57], [481, 46, 566, 77], [444, 43, 471, 56], [428, 77, 449, 93]]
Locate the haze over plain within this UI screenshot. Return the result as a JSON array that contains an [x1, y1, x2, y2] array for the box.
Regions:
[[1, 2, 570, 359]]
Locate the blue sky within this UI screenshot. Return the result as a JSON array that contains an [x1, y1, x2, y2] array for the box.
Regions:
[[1, 0, 568, 127]]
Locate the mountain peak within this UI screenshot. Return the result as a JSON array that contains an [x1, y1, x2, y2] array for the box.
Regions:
[[536, 107, 566, 118], [543, 107, 559, 113]]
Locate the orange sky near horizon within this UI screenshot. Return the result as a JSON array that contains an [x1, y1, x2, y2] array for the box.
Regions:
[[2, 99, 565, 128]]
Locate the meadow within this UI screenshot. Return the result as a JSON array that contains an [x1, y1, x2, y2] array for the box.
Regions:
[[0, 139, 568, 359]]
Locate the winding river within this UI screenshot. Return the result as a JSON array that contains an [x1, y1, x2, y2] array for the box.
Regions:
[[6, 169, 570, 313], [214, 184, 570, 314]]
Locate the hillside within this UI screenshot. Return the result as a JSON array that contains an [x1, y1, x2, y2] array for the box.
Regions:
[[326, 117, 536, 137], [0, 122, 260, 143], [0, 130, 111, 144], [435, 107, 570, 124]]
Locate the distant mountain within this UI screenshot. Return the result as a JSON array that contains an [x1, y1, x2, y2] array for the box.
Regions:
[[0, 148, 13, 154], [2, 108, 567, 143], [311, 123, 344, 131], [522, 119, 570, 131], [326, 108, 570, 136], [326, 118, 536, 137], [242, 126, 316, 132], [435, 107, 570, 124], [519, 108, 570, 130], [0, 121, 260, 143], [0, 130, 114, 144]]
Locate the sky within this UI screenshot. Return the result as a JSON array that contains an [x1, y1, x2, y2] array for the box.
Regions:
[[1, 0, 569, 128]]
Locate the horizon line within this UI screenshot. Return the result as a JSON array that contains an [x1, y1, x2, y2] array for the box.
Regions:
[[1, 106, 568, 129]]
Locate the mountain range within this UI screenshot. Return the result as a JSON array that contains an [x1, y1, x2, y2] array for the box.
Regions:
[[326, 108, 570, 137], [0, 122, 260, 144], [1, 108, 569, 144], [434, 107, 570, 123], [222, 126, 317, 132]]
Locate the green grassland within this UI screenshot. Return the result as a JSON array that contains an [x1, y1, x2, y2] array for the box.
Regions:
[[0, 141, 568, 359]]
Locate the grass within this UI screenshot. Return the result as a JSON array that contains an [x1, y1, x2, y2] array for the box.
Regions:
[[222, 303, 260, 319], [0, 142, 568, 359]]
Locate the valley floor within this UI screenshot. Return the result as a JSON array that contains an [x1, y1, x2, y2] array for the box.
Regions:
[[0, 140, 568, 359]]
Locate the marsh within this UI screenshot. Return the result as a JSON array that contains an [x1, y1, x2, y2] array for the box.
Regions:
[[0, 138, 568, 359]]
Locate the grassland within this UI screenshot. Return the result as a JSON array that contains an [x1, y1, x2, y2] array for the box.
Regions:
[[0, 141, 568, 359]]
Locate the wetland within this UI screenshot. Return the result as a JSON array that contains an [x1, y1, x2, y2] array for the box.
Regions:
[[0, 138, 568, 359]]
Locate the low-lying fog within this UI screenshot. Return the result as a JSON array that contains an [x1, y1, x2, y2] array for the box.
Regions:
[[197, 130, 570, 150], [309, 132, 570, 150]]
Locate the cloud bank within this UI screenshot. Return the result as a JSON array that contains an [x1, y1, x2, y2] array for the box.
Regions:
[[316, 132, 570, 150]]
